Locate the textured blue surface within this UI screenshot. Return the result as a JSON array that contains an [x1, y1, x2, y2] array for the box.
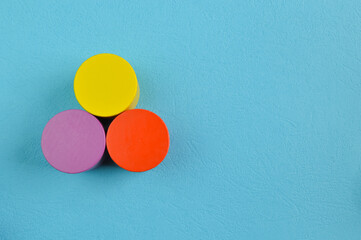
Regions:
[[0, 1, 361, 239]]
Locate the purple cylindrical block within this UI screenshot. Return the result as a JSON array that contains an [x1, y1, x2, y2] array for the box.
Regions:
[[41, 109, 105, 174]]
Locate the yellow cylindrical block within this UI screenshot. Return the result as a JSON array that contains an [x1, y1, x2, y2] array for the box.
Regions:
[[74, 53, 139, 117]]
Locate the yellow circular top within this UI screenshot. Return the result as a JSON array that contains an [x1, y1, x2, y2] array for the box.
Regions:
[[74, 53, 139, 117]]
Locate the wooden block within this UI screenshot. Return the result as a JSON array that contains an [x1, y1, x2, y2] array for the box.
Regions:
[[74, 53, 139, 117], [41, 109, 106, 174], [106, 109, 170, 172]]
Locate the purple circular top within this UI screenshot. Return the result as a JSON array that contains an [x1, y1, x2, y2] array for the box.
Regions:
[[41, 109, 105, 174]]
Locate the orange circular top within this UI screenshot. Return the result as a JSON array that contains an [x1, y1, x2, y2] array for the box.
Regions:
[[106, 109, 170, 172]]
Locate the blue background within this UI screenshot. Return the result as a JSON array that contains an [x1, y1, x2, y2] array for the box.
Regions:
[[0, 1, 361, 239]]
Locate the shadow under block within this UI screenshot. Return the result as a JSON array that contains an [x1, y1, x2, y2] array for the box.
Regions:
[[106, 109, 170, 172], [74, 53, 139, 118], [41, 109, 106, 174]]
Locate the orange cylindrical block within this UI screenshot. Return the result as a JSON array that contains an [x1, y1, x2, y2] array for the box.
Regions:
[[106, 109, 170, 172]]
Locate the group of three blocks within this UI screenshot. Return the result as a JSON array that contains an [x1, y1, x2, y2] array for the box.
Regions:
[[41, 53, 169, 173]]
